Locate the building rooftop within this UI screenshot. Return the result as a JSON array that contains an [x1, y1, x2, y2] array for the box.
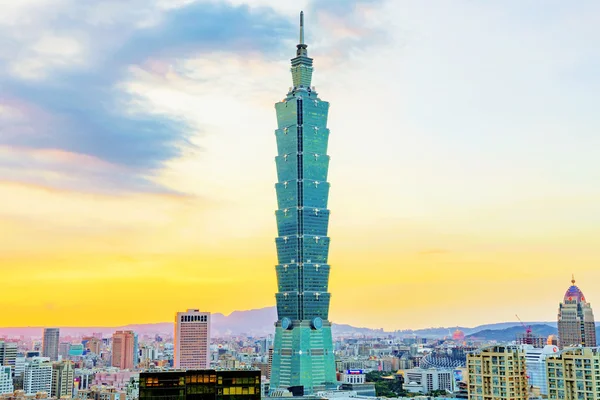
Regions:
[[564, 277, 587, 303]]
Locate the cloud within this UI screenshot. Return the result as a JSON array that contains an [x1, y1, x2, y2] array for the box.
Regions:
[[0, 146, 163, 193], [0, 0, 294, 191]]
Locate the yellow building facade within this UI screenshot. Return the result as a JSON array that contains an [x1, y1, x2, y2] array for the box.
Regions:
[[467, 345, 529, 400], [546, 347, 600, 400]]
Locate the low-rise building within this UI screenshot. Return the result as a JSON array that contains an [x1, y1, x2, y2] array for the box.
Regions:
[[139, 369, 260, 400], [402, 368, 453, 394]]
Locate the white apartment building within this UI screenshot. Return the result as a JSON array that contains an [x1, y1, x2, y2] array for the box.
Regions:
[[403, 368, 453, 394], [23, 357, 52, 395], [174, 309, 211, 369], [0, 366, 13, 395]]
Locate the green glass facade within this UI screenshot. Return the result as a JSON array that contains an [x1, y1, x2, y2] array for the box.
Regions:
[[270, 12, 337, 394]]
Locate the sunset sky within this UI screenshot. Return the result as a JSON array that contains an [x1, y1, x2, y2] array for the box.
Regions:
[[1, 0, 599, 330]]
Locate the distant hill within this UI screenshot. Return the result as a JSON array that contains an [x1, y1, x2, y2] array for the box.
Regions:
[[403, 322, 561, 338], [466, 324, 600, 343], [1, 307, 599, 339], [466, 324, 557, 341]]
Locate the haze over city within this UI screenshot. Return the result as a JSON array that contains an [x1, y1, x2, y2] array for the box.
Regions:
[[1, 0, 599, 331]]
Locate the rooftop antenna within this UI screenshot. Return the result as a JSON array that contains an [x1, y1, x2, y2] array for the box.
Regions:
[[571, 274, 576, 285]]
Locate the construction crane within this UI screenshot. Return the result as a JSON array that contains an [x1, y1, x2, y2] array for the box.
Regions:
[[515, 314, 532, 334]]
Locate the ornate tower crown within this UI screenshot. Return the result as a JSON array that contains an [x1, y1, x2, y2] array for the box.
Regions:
[[291, 11, 313, 88]]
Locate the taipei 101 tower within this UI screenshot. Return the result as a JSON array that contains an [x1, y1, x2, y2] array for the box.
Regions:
[[270, 12, 337, 394]]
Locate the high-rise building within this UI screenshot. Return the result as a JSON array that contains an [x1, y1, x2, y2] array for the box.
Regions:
[[522, 344, 560, 396], [14, 356, 26, 388], [23, 357, 52, 395], [174, 310, 210, 369], [133, 333, 139, 368], [557, 276, 596, 348], [270, 12, 336, 394], [546, 347, 600, 400], [0, 341, 17, 368], [0, 366, 13, 395], [467, 345, 529, 400], [58, 342, 71, 360], [112, 331, 136, 370], [42, 328, 60, 361], [51, 360, 74, 398]]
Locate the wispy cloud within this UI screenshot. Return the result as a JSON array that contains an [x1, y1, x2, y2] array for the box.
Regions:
[[0, 1, 294, 191]]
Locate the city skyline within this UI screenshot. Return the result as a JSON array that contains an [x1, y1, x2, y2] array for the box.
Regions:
[[1, 1, 599, 331]]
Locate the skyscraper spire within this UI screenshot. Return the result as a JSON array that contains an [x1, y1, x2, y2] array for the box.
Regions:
[[572, 274, 576, 285], [296, 11, 308, 58], [299, 11, 304, 45]]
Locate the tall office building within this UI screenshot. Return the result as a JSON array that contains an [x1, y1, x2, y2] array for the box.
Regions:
[[557, 276, 596, 348], [42, 328, 60, 361], [467, 345, 529, 400], [112, 331, 136, 370], [546, 347, 600, 400], [270, 12, 336, 394], [51, 360, 74, 398], [23, 357, 52, 395], [174, 310, 210, 369]]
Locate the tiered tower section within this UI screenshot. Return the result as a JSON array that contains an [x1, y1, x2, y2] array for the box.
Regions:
[[270, 12, 336, 395]]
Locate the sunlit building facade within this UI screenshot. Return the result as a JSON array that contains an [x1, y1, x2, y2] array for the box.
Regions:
[[546, 347, 600, 400], [51, 360, 74, 398], [174, 310, 210, 369], [112, 331, 136, 370], [466, 345, 528, 400], [557, 277, 596, 348], [270, 12, 336, 395]]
